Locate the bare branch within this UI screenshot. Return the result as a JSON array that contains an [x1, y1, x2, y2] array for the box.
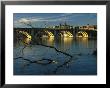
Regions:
[[36, 43, 73, 58], [14, 57, 57, 65]]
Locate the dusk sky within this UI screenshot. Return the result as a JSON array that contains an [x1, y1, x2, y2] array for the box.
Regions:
[[14, 13, 97, 28]]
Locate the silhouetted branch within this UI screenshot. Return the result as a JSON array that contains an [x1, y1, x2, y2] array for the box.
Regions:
[[36, 43, 73, 58], [14, 57, 57, 65], [14, 57, 23, 60], [21, 45, 26, 56]]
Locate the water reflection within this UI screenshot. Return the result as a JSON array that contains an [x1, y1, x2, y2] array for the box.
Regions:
[[76, 38, 88, 48], [58, 37, 73, 51], [41, 37, 90, 52], [14, 36, 97, 75], [41, 37, 54, 46], [40, 37, 90, 54]]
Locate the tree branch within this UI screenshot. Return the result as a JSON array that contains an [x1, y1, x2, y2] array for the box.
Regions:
[[14, 57, 57, 65], [36, 43, 73, 58]]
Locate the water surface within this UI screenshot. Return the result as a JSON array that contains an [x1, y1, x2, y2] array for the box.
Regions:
[[14, 37, 97, 75]]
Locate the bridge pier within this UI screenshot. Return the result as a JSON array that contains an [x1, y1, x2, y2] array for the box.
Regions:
[[30, 29, 34, 37], [53, 30, 57, 37]]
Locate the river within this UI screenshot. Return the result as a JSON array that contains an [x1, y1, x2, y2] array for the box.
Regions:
[[14, 37, 97, 75]]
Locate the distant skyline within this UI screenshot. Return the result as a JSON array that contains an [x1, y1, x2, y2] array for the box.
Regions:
[[14, 13, 97, 28]]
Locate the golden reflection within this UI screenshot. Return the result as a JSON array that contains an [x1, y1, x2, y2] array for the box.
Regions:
[[60, 37, 73, 51], [42, 37, 54, 46], [63, 37, 73, 43], [76, 37, 88, 48], [48, 37, 54, 46]]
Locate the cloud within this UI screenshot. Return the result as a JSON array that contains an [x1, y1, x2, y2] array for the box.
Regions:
[[16, 13, 73, 24], [14, 13, 97, 28], [18, 18, 31, 24]]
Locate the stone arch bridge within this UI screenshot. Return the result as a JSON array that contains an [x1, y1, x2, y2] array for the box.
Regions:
[[14, 28, 97, 39]]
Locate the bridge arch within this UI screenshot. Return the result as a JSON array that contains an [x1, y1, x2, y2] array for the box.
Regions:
[[17, 31, 32, 44], [18, 31, 32, 39], [58, 31, 73, 38], [44, 31, 54, 38], [76, 31, 88, 38]]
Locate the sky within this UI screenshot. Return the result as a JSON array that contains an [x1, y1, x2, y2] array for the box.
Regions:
[[14, 13, 97, 28]]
